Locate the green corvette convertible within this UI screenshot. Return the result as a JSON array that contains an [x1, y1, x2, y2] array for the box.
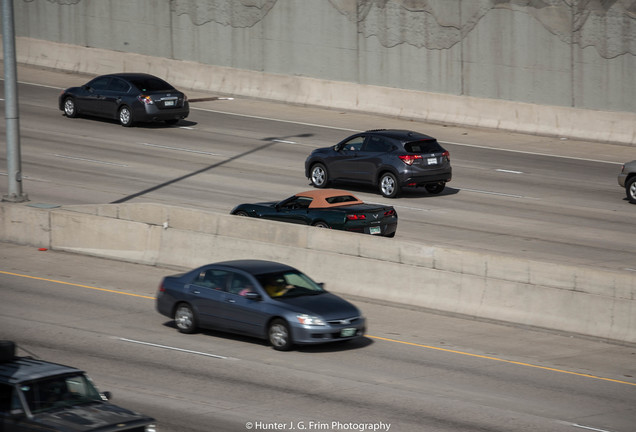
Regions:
[[230, 189, 398, 237]]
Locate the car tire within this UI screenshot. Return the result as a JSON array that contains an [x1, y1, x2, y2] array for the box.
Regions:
[[118, 106, 134, 127], [234, 211, 249, 216], [174, 303, 197, 334], [626, 177, 636, 204], [425, 182, 445, 194], [63, 97, 78, 118], [379, 172, 400, 198], [310, 163, 329, 188], [268, 319, 293, 351], [312, 221, 330, 228]]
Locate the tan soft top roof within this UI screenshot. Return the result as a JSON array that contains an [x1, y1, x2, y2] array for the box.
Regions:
[[294, 189, 364, 208]]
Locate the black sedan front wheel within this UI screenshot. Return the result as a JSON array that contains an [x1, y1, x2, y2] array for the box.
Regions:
[[174, 303, 197, 334], [118, 105, 134, 127], [268, 319, 293, 351], [310, 163, 329, 188], [63, 97, 78, 118]]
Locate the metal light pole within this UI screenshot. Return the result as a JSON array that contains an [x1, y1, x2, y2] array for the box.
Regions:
[[2, 0, 28, 202]]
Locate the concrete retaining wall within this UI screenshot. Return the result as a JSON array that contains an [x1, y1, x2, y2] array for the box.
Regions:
[[2, 202, 634, 344], [9, 37, 636, 146]]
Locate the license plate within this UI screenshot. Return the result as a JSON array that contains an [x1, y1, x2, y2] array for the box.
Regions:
[[427, 157, 437, 165], [369, 226, 381, 235], [164, 100, 175, 106], [340, 328, 356, 337]]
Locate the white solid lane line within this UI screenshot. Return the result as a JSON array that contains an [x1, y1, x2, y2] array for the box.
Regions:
[[119, 337, 230, 360]]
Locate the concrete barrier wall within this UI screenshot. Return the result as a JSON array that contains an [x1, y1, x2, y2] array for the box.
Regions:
[[2, 202, 634, 344], [9, 37, 636, 146]]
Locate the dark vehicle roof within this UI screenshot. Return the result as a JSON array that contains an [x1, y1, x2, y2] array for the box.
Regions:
[[212, 260, 296, 276], [363, 129, 437, 142], [0, 356, 83, 385], [99, 73, 162, 80]]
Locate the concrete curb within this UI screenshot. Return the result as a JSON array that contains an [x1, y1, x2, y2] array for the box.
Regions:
[[2, 202, 634, 344], [9, 37, 636, 146]]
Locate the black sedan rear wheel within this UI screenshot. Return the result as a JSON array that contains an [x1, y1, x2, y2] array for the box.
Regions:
[[174, 303, 197, 334], [310, 163, 328, 188], [425, 182, 445, 194], [268, 319, 293, 351], [63, 97, 78, 118], [118, 106, 134, 127]]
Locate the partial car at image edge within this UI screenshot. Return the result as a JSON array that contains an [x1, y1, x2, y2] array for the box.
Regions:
[[0, 340, 157, 432], [618, 160, 636, 204]]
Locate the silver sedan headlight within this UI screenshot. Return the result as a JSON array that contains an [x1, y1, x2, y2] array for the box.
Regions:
[[296, 314, 326, 326]]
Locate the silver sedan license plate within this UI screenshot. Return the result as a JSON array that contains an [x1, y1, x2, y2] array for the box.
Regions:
[[340, 328, 356, 337]]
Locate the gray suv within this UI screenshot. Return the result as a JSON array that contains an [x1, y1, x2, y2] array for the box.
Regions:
[[305, 129, 452, 198], [618, 160, 636, 204], [0, 341, 157, 432]]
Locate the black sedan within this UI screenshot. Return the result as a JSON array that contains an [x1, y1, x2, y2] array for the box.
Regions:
[[156, 260, 366, 351], [231, 189, 398, 237], [59, 73, 189, 127]]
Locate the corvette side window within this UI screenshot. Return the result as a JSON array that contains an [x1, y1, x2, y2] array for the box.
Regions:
[[281, 197, 312, 209]]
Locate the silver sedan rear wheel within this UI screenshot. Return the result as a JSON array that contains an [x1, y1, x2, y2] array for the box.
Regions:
[[175, 303, 197, 334]]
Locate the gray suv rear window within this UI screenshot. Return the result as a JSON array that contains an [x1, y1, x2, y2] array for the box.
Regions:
[[404, 140, 444, 154]]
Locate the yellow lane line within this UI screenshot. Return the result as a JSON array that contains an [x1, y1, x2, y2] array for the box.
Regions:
[[3, 269, 634, 387], [369, 335, 636, 387], [0, 270, 155, 300]]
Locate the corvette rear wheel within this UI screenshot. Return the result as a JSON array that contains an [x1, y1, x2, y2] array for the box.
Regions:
[[312, 221, 329, 228]]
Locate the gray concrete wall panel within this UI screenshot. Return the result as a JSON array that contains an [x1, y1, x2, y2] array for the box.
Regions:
[[9, 0, 636, 113]]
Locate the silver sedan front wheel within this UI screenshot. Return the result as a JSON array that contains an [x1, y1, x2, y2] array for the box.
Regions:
[[268, 319, 292, 351]]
